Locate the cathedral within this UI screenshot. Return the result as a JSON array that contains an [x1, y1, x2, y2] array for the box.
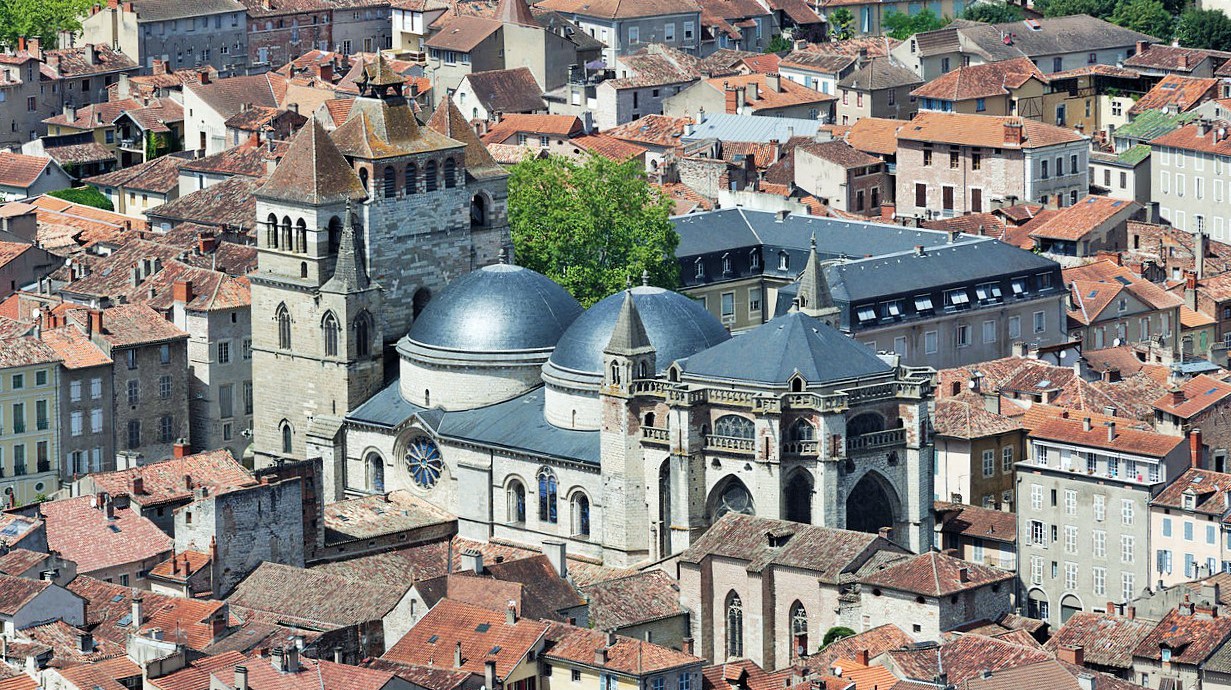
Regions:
[[250, 57, 935, 567]]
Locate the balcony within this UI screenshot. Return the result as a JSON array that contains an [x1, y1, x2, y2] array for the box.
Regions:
[[37, 460, 50, 473], [782, 439, 819, 456], [118, 137, 140, 151], [13, 463, 26, 476], [847, 427, 905, 453], [642, 426, 670, 445], [705, 434, 755, 454]]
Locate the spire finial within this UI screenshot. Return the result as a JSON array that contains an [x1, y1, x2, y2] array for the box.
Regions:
[[641, 269, 650, 287], [625, 274, 633, 290], [498, 247, 508, 265], [810, 232, 817, 252]]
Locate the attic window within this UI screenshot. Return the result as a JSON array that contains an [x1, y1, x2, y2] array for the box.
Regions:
[[1011, 278, 1027, 295], [475, 623, 491, 633], [1184, 494, 1196, 510], [915, 295, 934, 311], [427, 635, 439, 644], [857, 306, 877, 323]]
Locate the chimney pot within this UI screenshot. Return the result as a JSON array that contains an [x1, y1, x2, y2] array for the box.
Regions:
[[506, 600, 517, 625], [235, 666, 249, 690]]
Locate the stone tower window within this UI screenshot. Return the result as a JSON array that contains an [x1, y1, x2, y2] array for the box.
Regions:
[[295, 218, 307, 252], [276, 304, 291, 350], [355, 312, 372, 357], [405, 163, 417, 194], [444, 158, 456, 188], [425, 160, 438, 192], [715, 414, 754, 439], [790, 601, 808, 658], [572, 493, 590, 536], [383, 166, 396, 198], [280, 420, 293, 454], [266, 213, 279, 248], [726, 592, 744, 658], [507, 479, 526, 523], [322, 312, 340, 357]]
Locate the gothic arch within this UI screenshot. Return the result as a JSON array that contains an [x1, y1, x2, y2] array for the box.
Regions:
[[714, 414, 754, 439], [383, 165, 396, 197], [295, 218, 307, 253], [789, 600, 809, 659], [279, 419, 293, 454], [725, 590, 744, 659], [353, 311, 373, 358], [425, 160, 438, 191], [845, 470, 899, 535], [537, 466, 558, 524], [569, 489, 591, 537], [275, 303, 292, 350], [405, 162, 418, 194], [789, 417, 815, 441], [1026, 588, 1050, 621], [364, 450, 385, 493], [708, 476, 754, 522], [470, 192, 488, 227], [327, 216, 342, 253], [847, 411, 886, 437], [784, 470, 813, 524], [266, 213, 279, 248], [280, 215, 293, 249]]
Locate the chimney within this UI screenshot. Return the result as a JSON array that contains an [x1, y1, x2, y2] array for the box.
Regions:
[[172, 280, 193, 305], [235, 667, 249, 690], [63, 103, 76, 122], [855, 649, 869, 666], [1127, 606, 1136, 620], [506, 600, 518, 625], [455, 642, 463, 667], [1003, 121, 1024, 146], [725, 85, 739, 113], [173, 442, 189, 459], [198, 234, 216, 254], [319, 63, 333, 83], [1192, 428, 1203, 469], [542, 539, 568, 579], [285, 644, 300, 672], [484, 660, 497, 690], [1106, 421, 1116, 442], [76, 631, 94, 653], [595, 646, 609, 665], [958, 567, 970, 583], [89, 310, 102, 335], [1057, 645, 1085, 666], [184, 473, 193, 490], [131, 593, 144, 627], [131, 475, 144, 495], [1199, 119, 1211, 137], [1083, 417, 1092, 432], [199, 69, 210, 85], [747, 82, 758, 102], [914, 245, 925, 256], [1136, 40, 1149, 56], [682, 637, 694, 655], [878, 526, 893, 540], [271, 648, 286, 672], [460, 548, 484, 574], [1197, 231, 1208, 279], [766, 72, 782, 93], [1077, 674, 1096, 690], [27, 37, 40, 60]]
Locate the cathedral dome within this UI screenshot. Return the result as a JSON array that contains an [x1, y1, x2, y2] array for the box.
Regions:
[[547, 286, 730, 377], [407, 264, 583, 354]]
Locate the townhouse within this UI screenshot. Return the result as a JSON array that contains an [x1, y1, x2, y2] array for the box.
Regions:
[[1150, 118, 1231, 240], [0, 336, 62, 506], [40, 492, 174, 587], [80, 0, 249, 76], [1028, 195, 1145, 260], [889, 22, 1026, 81], [1149, 467, 1231, 587], [534, 0, 703, 68], [911, 57, 1048, 119], [39, 325, 114, 483], [932, 390, 1026, 510], [894, 112, 1088, 219], [663, 72, 836, 120], [1064, 260, 1183, 353], [991, 15, 1153, 74], [834, 57, 920, 123], [1153, 374, 1231, 472], [935, 502, 1018, 571], [793, 139, 886, 216]]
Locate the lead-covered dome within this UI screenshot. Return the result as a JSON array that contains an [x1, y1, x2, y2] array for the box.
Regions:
[[547, 286, 730, 376], [407, 264, 583, 354]]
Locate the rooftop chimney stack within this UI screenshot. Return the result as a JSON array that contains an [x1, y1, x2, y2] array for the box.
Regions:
[[1106, 421, 1116, 442], [1003, 121, 1024, 146], [460, 548, 483, 574], [455, 642, 463, 667], [1192, 428, 1204, 468], [542, 539, 567, 579], [235, 667, 249, 690], [506, 600, 518, 625], [131, 593, 143, 627]]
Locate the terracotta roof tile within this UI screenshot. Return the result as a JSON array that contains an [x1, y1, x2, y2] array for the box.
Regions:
[[912, 57, 1045, 101], [1151, 118, 1231, 156], [482, 114, 583, 143], [38, 326, 111, 369], [1133, 607, 1231, 665], [148, 174, 262, 231], [1027, 195, 1141, 241], [149, 550, 212, 582], [0, 573, 52, 616], [382, 599, 549, 680], [214, 652, 399, 690], [85, 154, 183, 195], [846, 117, 905, 156], [55, 657, 142, 690], [861, 551, 1013, 596], [704, 73, 836, 113], [0, 153, 51, 189], [933, 398, 1021, 439], [91, 303, 188, 348], [606, 115, 691, 148], [228, 562, 406, 626], [573, 133, 647, 160], [542, 623, 703, 675], [424, 15, 503, 51], [180, 143, 278, 179], [88, 449, 254, 506], [1129, 75, 1218, 116], [1151, 467, 1231, 516], [0, 334, 61, 367], [798, 139, 881, 169], [185, 74, 284, 120], [882, 633, 1051, 685], [42, 495, 174, 574], [258, 120, 365, 205], [1152, 374, 1231, 419], [461, 67, 547, 114], [535, 0, 700, 19], [802, 624, 914, 672], [935, 502, 1017, 543], [582, 570, 686, 630], [702, 659, 793, 690], [1028, 415, 1183, 458], [0, 548, 49, 577], [898, 111, 1084, 149], [360, 659, 470, 690], [1124, 44, 1231, 72]]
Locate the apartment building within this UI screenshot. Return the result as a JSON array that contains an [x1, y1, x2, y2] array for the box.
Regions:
[[793, 140, 886, 216], [834, 58, 921, 123], [535, 0, 702, 67], [912, 57, 1048, 119], [936, 502, 1018, 572], [1149, 466, 1231, 588], [241, 0, 331, 71], [895, 112, 1089, 219], [889, 22, 1026, 81], [40, 325, 114, 483], [933, 392, 1026, 510], [1017, 410, 1188, 626], [1064, 260, 1183, 353], [329, 0, 393, 58], [1150, 118, 1231, 241], [80, 0, 249, 76], [991, 15, 1152, 74], [0, 336, 60, 507]]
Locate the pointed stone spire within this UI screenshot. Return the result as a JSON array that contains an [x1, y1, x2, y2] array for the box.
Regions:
[[604, 292, 653, 355], [495, 0, 537, 27], [796, 233, 840, 324], [641, 269, 650, 287], [323, 200, 369, 292]]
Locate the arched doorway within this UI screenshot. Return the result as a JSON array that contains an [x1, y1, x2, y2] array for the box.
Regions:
[[471, 194, 487, 227], [709, 477, 754, 522], [412, 288, 432, 320], [845, 471, 897, 535], [784, 471, 813, 524], [1060, 594, 1083, 623], [1027, 588, 1050, 621]]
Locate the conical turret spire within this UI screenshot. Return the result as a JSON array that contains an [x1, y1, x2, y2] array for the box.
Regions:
[[324, 200, 370, 292], [796, 233, 837, 318], [605, 291, 653, 355]]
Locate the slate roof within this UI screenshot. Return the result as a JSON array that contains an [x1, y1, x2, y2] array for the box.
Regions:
[[679, 512, 906, 581], [542, 623, 703, 675], [228, 562, 406, 626], [41, 496, 173, 573], [992, 16, 1155, 58], [87, 449, 255, 507], [84, 154, 183, 195], [582, 570, 686, 630], [258, 119, 366, 204], [683, 311, 891, 385], [914, 22, 1024, 61], [434, 388, 600, 464], [838, 57, 922, 91], [462, 67, 547, 113], [126, 0, 245, 20], [860, 551, 1013, 596], [911, 57, 1045, 101], [382, 598, 549, 681]]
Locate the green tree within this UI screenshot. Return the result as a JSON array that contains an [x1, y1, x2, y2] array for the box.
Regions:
[[829, 7, 855, 40], [1110, 0, 1174, 41], [0, 0, 92, 48], [765, 34, 792, 52], [882, 9, 949, 40], [1175, 8, 1231, 50], [508, 153, 680, 307], [1036, 0, 1116, 19], [961, 1, 1023, 22], [48, 186, 113, 211], [823, 627, 857, 647]]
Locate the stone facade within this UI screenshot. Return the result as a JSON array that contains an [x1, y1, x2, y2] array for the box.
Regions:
[[57, 359, 114, 483], [246, 4, 332, 70], [105, 335, 191, 464], [80, 0, 248, 75], [174, 477, 305, 597]]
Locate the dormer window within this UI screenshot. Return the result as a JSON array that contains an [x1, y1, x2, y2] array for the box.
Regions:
[[722, 253, 732, 274], [1184, 493, 1196, 510], [695, 258, 705, 279], [778, 251, 789, 271]]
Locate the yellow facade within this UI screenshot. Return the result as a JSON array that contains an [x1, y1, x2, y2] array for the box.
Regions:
[[0, 362, 59, 506]]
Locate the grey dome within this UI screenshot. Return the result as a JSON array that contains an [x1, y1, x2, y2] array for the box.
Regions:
[[548, 286, 730, 375], [408, 264, 583, 352]]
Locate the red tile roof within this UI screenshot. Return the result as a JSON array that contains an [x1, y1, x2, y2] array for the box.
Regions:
[[1028, 415, 1184, 458], [935, 502, 1017, 543], [1133, 607, 1231, 665], [802, 624, 914, 672], [382, 599, 549, 681], [898, 112, 1084, 149], [41, 496, 173, 573], [860, 551, 1013, 596], [38, 325, 112, 369], [0, 573, 52, 615], [1027, 195, 1141, 241], [0, 153, 51, 189], [148, 550, 212, 582], [67, 576, 229, 651], [1152, 374, 1231, 419], [542, 623, 703, 675], [846, 117, 905, 156], [572, 133, 648, 161], [605, 115, 690, 148], [91, 303, 189, 348], [228, 562, 407, 627], [1151, 118, 1231, 156], [482, 114, 584, 143], [911, 57, 1045, 101], [213, 652, 399, 690], [704, 73, 836, 113], [881, 633, 1051, 685], [1129, 75, 1218, 116], [1151, 467, 1231, 516], [535, 0, 701, 19]]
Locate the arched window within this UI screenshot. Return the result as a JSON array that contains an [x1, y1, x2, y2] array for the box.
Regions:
[[425, 160, 438, 191], [300, 262, 308, 278], [266, 213, 279, 248], [358, 167, 369, 191], [610, 361, 621, 385], [295, 218, 307, 253], [715, 414, 754, 439], [538, 467, 558, 524], [383, 166, 396, 197], [280, 420, 293, 454], [471, 194, 486, 227], [572, 493, 590, 536], [637, 360, 648, 378], [726, 592, 744, 658], [424, 389, 431, 407], [722, 253, 732, 274], [444, 158, 457, 188], [366, 452, 384, 493], [695, 258, 705, 279], [276, 304, 291, 350], [328, 216, 342, 254], [354, 312, 371, 357], [405, 163, 417, 194], [790, 376, 804, 392], [790, 601, 808, 658], [712, 480, 754, 519], [508, 480, 526, 523], [790, 418, 815, 442], [281, 215, 292, 250], [644, 411, 656, 427], [322, 312, 340, 357], [778, 251, 790, 271]]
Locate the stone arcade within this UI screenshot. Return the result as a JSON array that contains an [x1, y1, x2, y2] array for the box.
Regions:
[[316, 245, 936, 568]]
